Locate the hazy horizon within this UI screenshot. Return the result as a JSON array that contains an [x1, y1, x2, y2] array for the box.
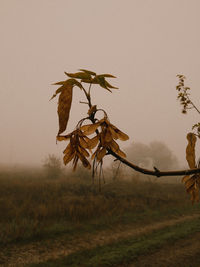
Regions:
[[1, 0, 200, 168]]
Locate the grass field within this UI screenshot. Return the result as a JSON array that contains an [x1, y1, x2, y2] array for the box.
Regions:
[[0, 167, 199, 266]]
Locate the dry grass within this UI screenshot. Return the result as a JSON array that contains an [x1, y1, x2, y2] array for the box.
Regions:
[[0, 167, 197, 245]]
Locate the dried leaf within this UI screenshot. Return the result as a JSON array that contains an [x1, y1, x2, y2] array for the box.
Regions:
[[63, 151, 75, 165], [87, 135, 99, 149], [110, 125, 129, 141], [57, 83, 73, 135], [52, 81, 66, 85], [50, 85, 64, 100], [97, 147, 107, 161], [79, 69, 96, 76], [109, 140, 120, 152], [65, 72, 91, 80], [109, 126, 119, 140], [78, 146, 90, 158], [95, 76, 112, 92], [186, 132, 197, 169], [98, 74, 116, 78], [81, 122, 100, 135], [116, 148, 126, 158], [105, 80, 118, 89], [79, 136, 90, 149], [66, 79, 83, 89], [57, 135, 71, 141], [105, 128, 113, 143], [78, 152, 91, 169]]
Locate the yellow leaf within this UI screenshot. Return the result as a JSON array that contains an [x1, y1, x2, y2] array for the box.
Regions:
[[186, 132, 197, 169], [57, 83, 73, 135]]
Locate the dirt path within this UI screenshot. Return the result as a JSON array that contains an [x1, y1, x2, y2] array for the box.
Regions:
[[0, 214, 199, 267], [127, 231, 200, 267]]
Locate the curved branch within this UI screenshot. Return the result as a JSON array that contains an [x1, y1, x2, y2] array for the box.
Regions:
[[108, 149, 200, 177]]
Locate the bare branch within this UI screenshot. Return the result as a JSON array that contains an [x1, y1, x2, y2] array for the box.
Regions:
[[108, 149, 200, 177]]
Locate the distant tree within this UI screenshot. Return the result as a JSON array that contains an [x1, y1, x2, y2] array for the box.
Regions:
[[125, 142, 179, 171], [43, 154, 62, 179]]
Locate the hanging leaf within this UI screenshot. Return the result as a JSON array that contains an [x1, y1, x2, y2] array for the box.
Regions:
[[57, 83, 73, 135], [97, 147, 107, 161], [78, 152, 91, 169], [87, 135, 99, 149], [186, 132, 197, 169], [81, 122, 101, 135], [78, 145, 90, 158]]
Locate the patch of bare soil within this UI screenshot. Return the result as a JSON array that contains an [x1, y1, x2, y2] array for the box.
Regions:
[[0, 214, 199, 267], [127, 232, 200, 267]]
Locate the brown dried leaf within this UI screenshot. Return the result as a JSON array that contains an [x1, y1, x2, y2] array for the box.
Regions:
[[98, 74, 116, 78], [109, 140, 120, 152], [79, 136, 89, 149], [57, 83, 73, 135], [186, 132, 197, 169], [78, 152, 91, 169], [116, 148, 126, 158], [78, 146, 90, 158], [63, 151, 75, 165], [81, 122, 100, 135], [79, 69, 96, 76], [105, 128, 113, 143], [109, 124, 129, 141], [87, 135, 99, 149], [65, 72, 91, 80], [97, 147, 107, 161], [57, 135, 71, 141], [105, 81, 118, 89]]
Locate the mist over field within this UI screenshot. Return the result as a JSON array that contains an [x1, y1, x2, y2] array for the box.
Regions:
[[1, 1, 200, 266], [1, 0, 200, 167]]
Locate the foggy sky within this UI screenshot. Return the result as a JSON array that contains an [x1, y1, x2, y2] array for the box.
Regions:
[[1, 0, 200, 166]]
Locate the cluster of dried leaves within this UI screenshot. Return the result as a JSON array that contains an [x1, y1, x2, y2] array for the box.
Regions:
[[182, 133, 200, 203], [51, 69, 129, 173]]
